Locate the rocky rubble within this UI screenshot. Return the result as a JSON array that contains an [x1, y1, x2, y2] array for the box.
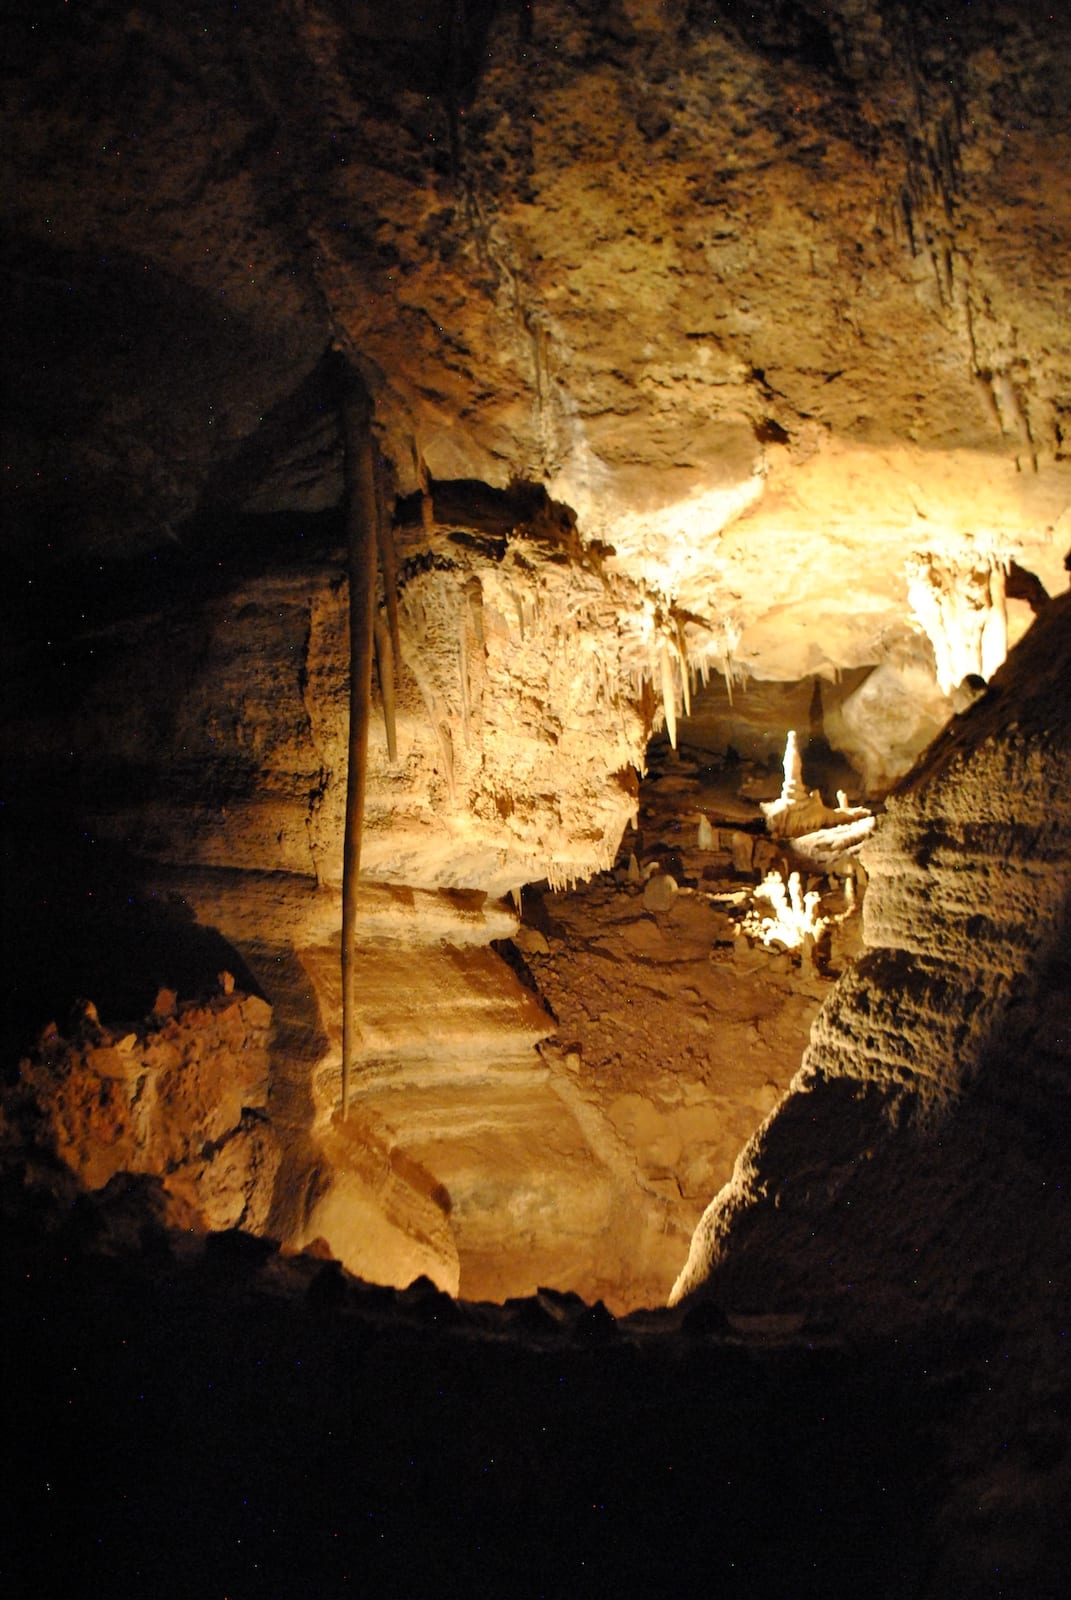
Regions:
[[6, 981, 280, 1233]]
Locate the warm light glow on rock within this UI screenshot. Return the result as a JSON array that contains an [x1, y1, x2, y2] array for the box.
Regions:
[[761, 731, 873, 839], [739, 870, 829, 951], [906, 548, 1010, 696]]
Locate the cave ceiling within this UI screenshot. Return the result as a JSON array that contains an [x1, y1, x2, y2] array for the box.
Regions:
[[5, 0, 1071, 686]]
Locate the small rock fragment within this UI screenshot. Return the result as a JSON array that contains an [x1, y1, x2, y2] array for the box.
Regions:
[[730, 831, 754, 872], [643, 871, 678, 914], [151, 987, 178, 1020], [514, 926, 551, 957], [240, 994, 273, 1030]]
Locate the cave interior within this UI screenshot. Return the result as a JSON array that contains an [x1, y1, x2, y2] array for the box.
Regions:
[[3, 3, 1071, 1596]]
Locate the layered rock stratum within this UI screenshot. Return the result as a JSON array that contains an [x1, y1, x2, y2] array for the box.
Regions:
[[671, 590, 1071, 1587]]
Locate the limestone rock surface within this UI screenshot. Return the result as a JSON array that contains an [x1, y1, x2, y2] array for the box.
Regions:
[[7, 1, 1070, 699], [9, 989, 280, 1233], [670, 592, 1071, 1584]]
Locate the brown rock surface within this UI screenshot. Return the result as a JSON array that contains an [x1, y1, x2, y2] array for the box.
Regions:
[[2, 6, 1071, 1587], [7, 1, 1070, 689], [9, 988, 279, 1232], [670, 591, 1071, 1585]]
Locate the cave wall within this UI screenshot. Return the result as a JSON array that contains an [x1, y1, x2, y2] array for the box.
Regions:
[[4, 0, 1071, 1321], [673, 590, 1071, 1304], [8, 0, 1071, 919], [8, 516, 649, 897], [6, 0, 1070, 689], [669, 589, 1071, 1574]]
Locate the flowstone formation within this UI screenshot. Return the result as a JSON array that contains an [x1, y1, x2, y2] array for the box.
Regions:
[[12, 481, 750, 902], [906, 546, 1011, 696]]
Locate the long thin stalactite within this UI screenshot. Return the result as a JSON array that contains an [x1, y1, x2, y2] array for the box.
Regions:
[[373, 451, 402, 763], [339, 368, 380, 1120]]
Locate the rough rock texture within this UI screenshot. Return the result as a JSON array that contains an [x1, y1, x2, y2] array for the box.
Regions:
[[7, 988, 279, 1233], [7, 508, 649, 897], [3, 737, 850, 1312], [7, 1, 1070, 690], [670, 592, 1071, 1589], [506, 748, 860, 1308]]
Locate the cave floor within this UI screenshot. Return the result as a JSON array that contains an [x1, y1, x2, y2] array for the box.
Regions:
[[2, 742, 864, 1318], [7, 1170, 1067, 1600], [441, 743, 865, 1310]]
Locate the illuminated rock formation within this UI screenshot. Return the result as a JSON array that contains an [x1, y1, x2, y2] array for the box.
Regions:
[[671, 588, 1071, 1317], [10, 986, 279, 1233], [760, 729, 873, 838], [906, 547, 1012, 695], [739, 870, 827, 952], [8, 1, 1070, 695]]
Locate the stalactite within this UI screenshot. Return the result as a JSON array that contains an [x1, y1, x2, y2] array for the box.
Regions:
[[720, 618, 743, 706], [676, 623, 692, 718], [339, 369, 380, 1122], [373, 615, 398, 763], [659, 638, 678, 748], [370, 455, 402, 765], [374, 455, 403, 673], [408, 673, 456, 798]]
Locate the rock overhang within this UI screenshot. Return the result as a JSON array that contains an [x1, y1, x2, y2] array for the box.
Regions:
[[5, 0, 1070, 694]]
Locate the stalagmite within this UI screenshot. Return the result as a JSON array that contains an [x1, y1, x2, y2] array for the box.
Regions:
[[762, 731, 872, 840], [339, 370, 380, 1120], [739, 870, 827, 950], [782, 729, 804, 802]]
